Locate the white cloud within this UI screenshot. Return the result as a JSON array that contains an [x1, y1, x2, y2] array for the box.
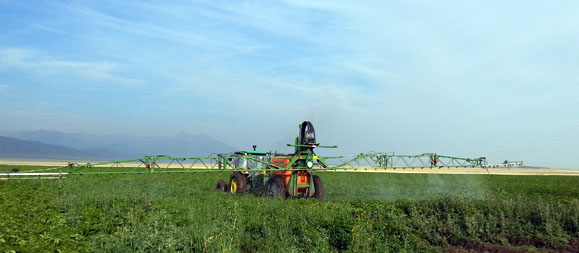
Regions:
[[0, 47, 139, 85], [32, 24, 81, 38], [60, 3, 261, 53]]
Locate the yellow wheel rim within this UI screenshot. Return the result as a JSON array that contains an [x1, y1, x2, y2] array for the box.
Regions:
[[230, 179, 237, 193]]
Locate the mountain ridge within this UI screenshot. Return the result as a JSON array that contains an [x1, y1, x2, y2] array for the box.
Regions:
[[0, 135, 121, 160], [0, 130, 239, 160]]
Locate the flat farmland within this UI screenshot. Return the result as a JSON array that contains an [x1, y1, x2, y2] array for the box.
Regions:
[[1, 164, 578, 252]]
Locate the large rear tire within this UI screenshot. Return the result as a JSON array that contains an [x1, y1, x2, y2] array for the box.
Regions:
[[216, 180, 227, 192], [311, 175, 324, 200], [266, 176, 286, 199], [229, 172, 248, 194]]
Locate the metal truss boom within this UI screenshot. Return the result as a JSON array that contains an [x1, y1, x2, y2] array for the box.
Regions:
[[330, 152, 487, 169]]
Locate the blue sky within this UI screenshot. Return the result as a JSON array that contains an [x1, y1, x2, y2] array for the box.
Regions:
[[1, 1, 578, 168]]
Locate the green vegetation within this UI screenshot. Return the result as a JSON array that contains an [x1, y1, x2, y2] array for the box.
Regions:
[[1, 165, 578, 252]]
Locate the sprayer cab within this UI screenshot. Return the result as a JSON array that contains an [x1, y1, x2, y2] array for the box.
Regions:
[[289, 121, 337, 154], [298, 121, 316, 150]]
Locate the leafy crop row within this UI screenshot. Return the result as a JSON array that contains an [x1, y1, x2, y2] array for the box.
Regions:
[[1, 165, 578, 252]]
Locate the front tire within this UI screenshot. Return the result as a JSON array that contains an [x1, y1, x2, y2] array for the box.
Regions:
[[266, 176, 286, 199], [229, 172, 248, 194], [311, 175, 324, 200], [216, 180, 227, 192]]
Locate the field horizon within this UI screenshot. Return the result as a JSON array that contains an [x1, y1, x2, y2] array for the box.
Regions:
[[1, 159, 578, 176]]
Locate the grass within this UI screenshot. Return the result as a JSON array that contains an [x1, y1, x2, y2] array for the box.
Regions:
[[1, 164, 578, 252]]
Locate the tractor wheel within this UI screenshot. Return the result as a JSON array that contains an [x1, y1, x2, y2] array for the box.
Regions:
[[266, 176, 286, 199], [216, 180, 227, 192], [311, 175, 324, 200], [229, 172, 248, 194]]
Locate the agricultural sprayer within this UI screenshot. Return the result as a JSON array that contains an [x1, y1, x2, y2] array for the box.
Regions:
[[215, 121, 334, 199], [1, 121, 520, 198]]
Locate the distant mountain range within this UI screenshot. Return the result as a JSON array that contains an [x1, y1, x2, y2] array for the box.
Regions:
[[0, 130, 238, 161], [0, 136, 115, 160]]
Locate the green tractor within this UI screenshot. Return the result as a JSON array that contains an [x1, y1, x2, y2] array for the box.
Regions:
[[216, 121, 335, 200]]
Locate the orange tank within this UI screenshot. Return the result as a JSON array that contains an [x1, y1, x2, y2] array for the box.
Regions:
[[272, 155, 292, 185], [271, 155, 292, 168], [297, 171, 309, 185]]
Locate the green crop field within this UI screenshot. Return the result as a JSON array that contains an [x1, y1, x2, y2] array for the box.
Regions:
[[1, 165, 578, 252]]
